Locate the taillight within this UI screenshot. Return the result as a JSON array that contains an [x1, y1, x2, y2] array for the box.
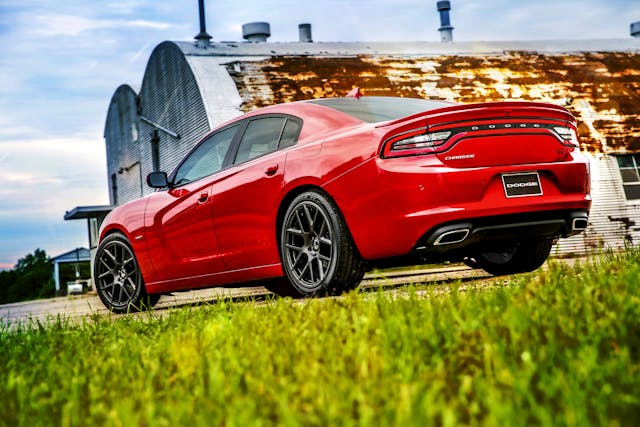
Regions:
[[553, 126, 579, 149], [382, 130, 451, 158]]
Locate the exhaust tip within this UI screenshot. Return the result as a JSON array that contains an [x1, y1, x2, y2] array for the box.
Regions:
[[572, 217, 588, 231], [434, 228, 470, 246]]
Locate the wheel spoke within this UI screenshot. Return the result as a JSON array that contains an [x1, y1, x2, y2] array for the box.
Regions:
[[286, 227, 304, 236], [292, 252, 306, 270], [315, 256, 325, 279], [123, 278, 135, 298], [101, 281, 114, 291], [303, 204, 314, 233], [286, 243, 303, 252], [317, 220, 326, 239], [104, 247, 117, 263], [111, 283, 120, 303], [100, 258, 112, 270], [98, 270, 112, 279], [299, 259, 310, 279], [309, 206, 320, 234], [307, 258, 315, 283], [294, 210, 306, 233]]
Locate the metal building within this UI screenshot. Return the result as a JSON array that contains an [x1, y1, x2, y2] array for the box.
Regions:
[[66, 27, 640, 259], [105, 41, 242, 206]]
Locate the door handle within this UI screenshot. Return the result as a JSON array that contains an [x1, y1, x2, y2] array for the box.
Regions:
[[197, 192, 209, 204], [264, 164, 279, 176]]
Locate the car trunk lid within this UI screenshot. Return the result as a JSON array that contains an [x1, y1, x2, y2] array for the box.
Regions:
[[379, 102, 579, 167]]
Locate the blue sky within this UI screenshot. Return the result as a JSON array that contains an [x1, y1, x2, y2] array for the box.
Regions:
[[0, 0, 638, 269]]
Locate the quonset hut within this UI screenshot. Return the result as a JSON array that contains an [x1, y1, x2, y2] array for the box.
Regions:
[[66, 18, 640, 264]]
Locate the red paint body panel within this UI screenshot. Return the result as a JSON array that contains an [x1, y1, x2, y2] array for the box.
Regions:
[[98, 98, 591, 295], [211, 150, 287, 271], [143, 179, 225, 290]]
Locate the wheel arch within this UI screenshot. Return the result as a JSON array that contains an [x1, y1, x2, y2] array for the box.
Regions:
[[99, 224, 131, 244], [276, 184, 365, 260]]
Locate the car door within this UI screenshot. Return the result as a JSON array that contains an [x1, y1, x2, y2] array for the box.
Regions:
[[144, 125, 238, 287], [212, 115, 302, 271]]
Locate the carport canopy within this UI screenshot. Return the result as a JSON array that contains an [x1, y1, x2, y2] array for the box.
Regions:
[[51, 247, 91, 294]]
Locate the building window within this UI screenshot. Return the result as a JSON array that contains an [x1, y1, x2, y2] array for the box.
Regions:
[[111, 173, 118, 205], [131, 122, 139, 143], [151, 130, 160, 172], [616, 154, 640, 200]]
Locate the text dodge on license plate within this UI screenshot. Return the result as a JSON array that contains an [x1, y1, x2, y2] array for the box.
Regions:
[[502, 172, 543, 198]]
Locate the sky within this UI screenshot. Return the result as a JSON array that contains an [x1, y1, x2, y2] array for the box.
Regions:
[[0, 0, 639, 270]]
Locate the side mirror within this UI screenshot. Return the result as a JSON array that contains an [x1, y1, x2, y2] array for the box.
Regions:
[[146, 172, 168, 188]]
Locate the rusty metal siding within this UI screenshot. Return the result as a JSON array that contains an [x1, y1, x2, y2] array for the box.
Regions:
[[137, 42, 211, 199], [103, 84, 141, 205], [226, 53, 640, 154]]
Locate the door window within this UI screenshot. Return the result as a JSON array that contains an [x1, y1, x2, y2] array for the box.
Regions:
[[234, 118, 286, 164], [173, 125, 237, 186]]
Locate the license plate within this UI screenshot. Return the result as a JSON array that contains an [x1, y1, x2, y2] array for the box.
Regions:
[[502, 172, 543, 198]]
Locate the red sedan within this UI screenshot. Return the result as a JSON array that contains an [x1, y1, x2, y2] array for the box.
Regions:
[[95, 96, 591, 312]]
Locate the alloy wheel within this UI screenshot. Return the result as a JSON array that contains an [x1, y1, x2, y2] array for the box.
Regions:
[[283, 200, 335, 290], [95, 239, 141, 308]]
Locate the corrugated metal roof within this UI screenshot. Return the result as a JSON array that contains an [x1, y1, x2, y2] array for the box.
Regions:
[[205, 48, 640, 153], [173, 39, 640, 57]]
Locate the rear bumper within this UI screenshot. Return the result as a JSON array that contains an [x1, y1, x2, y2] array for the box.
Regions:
[[324, 154, 591, 260], [415, 209, 588, 254]]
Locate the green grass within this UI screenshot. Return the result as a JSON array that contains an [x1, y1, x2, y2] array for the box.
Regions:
[[1, 250, 640, 427]]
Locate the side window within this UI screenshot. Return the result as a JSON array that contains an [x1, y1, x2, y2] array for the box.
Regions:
[[173, 125, 237, 186], [234, 118, 286, 164], [279, 119, 302, 148]]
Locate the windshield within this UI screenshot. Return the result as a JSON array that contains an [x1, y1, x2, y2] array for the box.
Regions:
[[308, 96, 455, 123]]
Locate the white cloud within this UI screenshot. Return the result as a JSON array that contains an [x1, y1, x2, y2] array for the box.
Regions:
[[0, 136, 108, 222], [32, 13, 173, 37]]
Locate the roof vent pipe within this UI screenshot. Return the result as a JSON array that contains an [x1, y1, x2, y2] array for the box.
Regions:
[[632, 21, 640, 38], [194, 0, 212, 48], [242, 22, 271, 42], [437, 1, 453, 43], [299, 23, 313, 42]]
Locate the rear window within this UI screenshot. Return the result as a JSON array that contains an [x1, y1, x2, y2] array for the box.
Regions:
[[308, 96, 454, 123]]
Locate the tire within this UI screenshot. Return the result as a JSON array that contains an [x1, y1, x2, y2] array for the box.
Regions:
[[94, 233, 161, 313], [278, 190, 366, 297], [474, 239, 553, 276], [263, 278, 301, 298]]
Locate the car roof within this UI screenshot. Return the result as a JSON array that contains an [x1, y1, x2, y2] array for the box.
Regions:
[[213, 96, 457, 142]]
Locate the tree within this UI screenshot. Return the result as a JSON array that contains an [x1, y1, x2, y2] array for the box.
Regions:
[[14, 248, 50, 274], [0, 249, 54, 304]]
